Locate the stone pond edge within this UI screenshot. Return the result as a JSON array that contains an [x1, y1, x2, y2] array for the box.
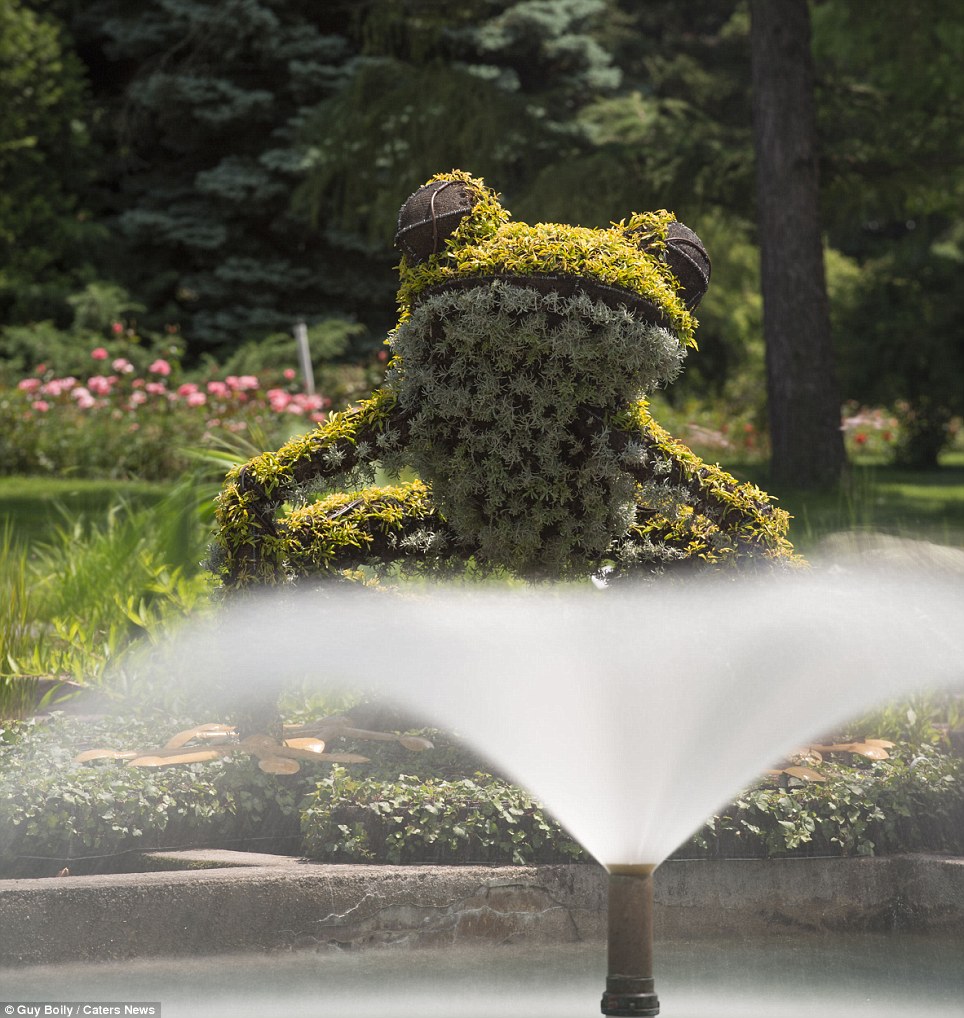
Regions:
[[1, 852, 961, 967]]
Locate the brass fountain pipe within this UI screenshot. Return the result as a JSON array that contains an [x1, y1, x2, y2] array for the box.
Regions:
[[601, 865, 660, 1017]]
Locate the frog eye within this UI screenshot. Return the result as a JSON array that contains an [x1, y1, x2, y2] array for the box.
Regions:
[[394, 180, 476, 264], [632, 221, 711, 311]]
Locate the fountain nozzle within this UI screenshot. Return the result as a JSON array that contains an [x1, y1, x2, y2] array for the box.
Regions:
[[601, 867, 660, 1017]]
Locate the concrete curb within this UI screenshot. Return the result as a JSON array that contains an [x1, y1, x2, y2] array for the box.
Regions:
[[1, 852, 961, 967]]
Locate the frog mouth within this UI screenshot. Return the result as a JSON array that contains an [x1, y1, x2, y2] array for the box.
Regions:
[[419, 272, 673, 330]]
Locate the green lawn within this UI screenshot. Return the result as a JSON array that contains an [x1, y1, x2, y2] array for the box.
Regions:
[[735, 452, 964, 553], [0, 476, 171, 546], [3, 453, 964, 555]]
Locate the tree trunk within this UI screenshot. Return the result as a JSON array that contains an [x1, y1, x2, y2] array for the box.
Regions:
[[750, 0, 846, 489]]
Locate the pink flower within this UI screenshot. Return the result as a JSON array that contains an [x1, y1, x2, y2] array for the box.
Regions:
[[17, 378, 41, 393], [186, 391, 207, 407], [177, 382, 199, 396], [145, 382, 167, 395], [32, 400, 50, 412], [296, 394, 325, 412], [41, 377, 76, 397], [35, 363, 47, 374], [225, 374, 259, 391], [112, 358, 134, 374], [128, 391, 147, 407], [148, 358, 172, 376], [283, 368, 296, 381], [91, 347, 108, 360], [87, 375, 114, 396], [206, 381, 229, 398], [111, 322, 124, 335], [267, 388, 290, 413], [72, 388, 96, 409]]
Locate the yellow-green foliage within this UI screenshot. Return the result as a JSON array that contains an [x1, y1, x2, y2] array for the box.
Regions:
[[396, 170, 697, 347], [212, 168, 796, 588], [283, 480, 442, 577], [213, 390, 401, 586], [610, 400, 799, 573]]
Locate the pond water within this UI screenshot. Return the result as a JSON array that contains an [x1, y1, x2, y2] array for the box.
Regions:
[[3, 934, 962, 1017]]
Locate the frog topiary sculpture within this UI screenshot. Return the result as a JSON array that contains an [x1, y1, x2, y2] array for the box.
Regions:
[[213, 170, 797, 587]]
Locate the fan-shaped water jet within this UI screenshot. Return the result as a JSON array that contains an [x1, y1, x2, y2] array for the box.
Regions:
[[145, 559, 964, 1015]]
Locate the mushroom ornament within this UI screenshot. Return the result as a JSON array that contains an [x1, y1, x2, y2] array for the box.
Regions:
[[213, 170, 797, 587]]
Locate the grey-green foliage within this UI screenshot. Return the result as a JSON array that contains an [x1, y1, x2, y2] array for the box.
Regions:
[[384, 282, 685, 576], [3, 709, 958, 875]]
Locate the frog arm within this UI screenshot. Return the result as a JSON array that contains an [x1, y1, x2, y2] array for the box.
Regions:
[[212, 388, 407, 586], [279, 480, 463, 580], [609, 400, 799, 573]]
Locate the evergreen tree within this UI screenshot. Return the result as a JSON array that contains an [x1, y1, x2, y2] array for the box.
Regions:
[[295, 0, 623, 249], [565, 3, 763, 399], [67, 0, 379, 352], [0, 0, 98, 324]]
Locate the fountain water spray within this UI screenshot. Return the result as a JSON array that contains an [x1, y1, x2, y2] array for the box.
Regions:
[[147, 561, 964, 1015]]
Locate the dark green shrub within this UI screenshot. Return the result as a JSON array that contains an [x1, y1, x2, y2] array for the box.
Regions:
[[4, 716, 960, 877], [686, 742, 963, 859], [0, 716, 308, 877], [301, 767, 584, 866]]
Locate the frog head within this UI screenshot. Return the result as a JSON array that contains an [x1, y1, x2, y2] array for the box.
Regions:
[[383, 170, 711, 577], [394, 169, 709, 341]]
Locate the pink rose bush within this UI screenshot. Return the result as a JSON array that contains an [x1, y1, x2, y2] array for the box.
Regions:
[[1, 347, 330, 480], [148, 358, 172, 376]]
